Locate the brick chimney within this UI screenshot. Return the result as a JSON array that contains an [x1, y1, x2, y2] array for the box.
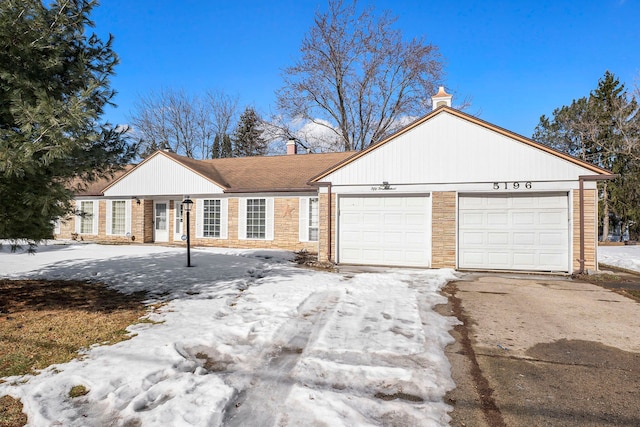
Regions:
[[431, 86, 452, 110], [286, 138, 297, 155]]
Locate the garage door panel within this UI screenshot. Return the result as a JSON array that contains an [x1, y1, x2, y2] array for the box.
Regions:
[[339, 195, 431, 267], [461, 231, 484, 245], [488, 232, 510, 245], [512, 232, 535, 245], [487, 252, 510, 265], [362, 231, 381, 243], [512, 212, 535, 225], [384, 213, 402, 225], [539, 211, 565, 225], [459, 194, 569, 272], [460, 212, 485, 225], [487, 197, 510, 208], [341, 212, 362, 225], [488, 212, 508, 225], [460, 251, 484, 264], [540, 232, 566, 246]]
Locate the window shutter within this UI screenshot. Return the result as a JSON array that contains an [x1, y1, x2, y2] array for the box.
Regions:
[[196, 199, 204, 238], [299, 197, 309, 242], [220, 199, 228, 239], [75, 200, 81, 234], [238, 198, 247, 239], [92, 201, 99, 235], [106, 201, 112, 235], [125, 200, 132, 235], [266, 198, 274, 241]]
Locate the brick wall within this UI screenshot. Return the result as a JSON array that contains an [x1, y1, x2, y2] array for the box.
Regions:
[[431, 192, 457, 268], [573, 189, 597, 272], [317, 192, 336, 263], [185, 197, 319, 252]]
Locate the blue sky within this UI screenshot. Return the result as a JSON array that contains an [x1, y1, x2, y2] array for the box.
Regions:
[[92, 0, 639, 139]]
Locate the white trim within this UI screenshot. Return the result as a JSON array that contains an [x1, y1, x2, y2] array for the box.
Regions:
[[238, 198, 247, 239], [299, 197, 309, 241], [125, 200, 132, 235], [220, 199, 229, 239], [106, 199, 131, 236], [106, 200, 113, 235], [75, 200, 98, 235], [196, 199, 204, 238], [238, 197, 273, 240], [266, 198, 274, 241], [197, 198, 228, 239]]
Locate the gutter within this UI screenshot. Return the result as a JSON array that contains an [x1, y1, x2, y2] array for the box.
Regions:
[[223, 187, 318, 194], [577, 174, 616, 274]]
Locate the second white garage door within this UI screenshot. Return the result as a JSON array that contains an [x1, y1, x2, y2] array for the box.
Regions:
[[338, 195, 431, 267], [458, 193, 570, 272]]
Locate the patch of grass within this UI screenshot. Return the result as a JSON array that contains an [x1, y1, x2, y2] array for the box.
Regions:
[[68, 385, 89, 398], [0, 395, 27, 427], [619, 289, 640, 302], [582, 273, 622, 283], [0, 279, 148, 378]]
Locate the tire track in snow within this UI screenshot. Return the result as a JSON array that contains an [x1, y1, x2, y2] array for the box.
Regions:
[[223, 290, 341, 427]]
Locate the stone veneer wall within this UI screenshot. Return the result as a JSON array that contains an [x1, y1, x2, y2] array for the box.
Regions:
[[317, 192, 336, 263], [431, 192, 457, 268], [55, 197, 318, 252], [573, 188, 597, 272]]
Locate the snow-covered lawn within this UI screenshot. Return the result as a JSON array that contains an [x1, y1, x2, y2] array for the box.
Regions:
[[598, 245, 640, 273], [0, 242, 458, 426]]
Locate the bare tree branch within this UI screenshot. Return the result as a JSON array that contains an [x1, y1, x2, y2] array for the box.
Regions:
[[276, 0, 442, 152]]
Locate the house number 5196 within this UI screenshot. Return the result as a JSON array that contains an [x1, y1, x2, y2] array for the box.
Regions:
[[493, 181, 532, 190]]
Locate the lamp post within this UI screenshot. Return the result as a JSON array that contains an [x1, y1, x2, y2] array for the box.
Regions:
[[182, 197, 193, 267]]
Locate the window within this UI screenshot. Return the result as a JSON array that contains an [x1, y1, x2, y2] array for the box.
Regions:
[[196, 199, 228, 239], [308, 197, 319, 241], [175, 202, 183, 235], [79, 201, 94, 234], [203, 199, 221, 238], [299, 196, 319, 242], [246, 198, 266, 239], [111, 201, 126, 235]]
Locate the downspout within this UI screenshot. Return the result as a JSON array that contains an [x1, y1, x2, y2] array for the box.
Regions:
[[577, 174, 616, 274], [327, 182, 333, 262]]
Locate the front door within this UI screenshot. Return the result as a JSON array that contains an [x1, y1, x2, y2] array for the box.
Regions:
[[154, 201, 169, 242]]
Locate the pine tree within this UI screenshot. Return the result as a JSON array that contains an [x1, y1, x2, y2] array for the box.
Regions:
[[533, 71, 640, 240], [232, 107, 267, 157], [0, 0, 135, 244], [220, 134, 233, 158]]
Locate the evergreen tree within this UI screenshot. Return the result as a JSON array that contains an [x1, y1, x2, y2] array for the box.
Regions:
[[0, 0, 135, 244], [220, 134, 233, 158], [212, 133, 221, 158], [232, 107, 267, 157], [211, 133, 234, 158], [533, 71, 640, 240]]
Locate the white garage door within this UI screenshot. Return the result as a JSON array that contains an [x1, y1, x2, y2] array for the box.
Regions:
[[338, 195, 431, 267], [458, 193, 569, 272]]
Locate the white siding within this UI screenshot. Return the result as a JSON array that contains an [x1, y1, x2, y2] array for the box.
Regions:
[[104, 154, 223, 197], [323, 113, 598, 186]]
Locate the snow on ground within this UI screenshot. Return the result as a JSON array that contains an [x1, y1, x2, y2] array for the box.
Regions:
[[0, 242, 459, 426], [598, 245, 640, 273]]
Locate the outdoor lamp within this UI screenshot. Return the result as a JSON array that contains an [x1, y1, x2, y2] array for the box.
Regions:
[[182, 197, 193, 267]]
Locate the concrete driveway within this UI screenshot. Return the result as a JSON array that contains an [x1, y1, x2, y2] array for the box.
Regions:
[[438, 273, 640, 427]]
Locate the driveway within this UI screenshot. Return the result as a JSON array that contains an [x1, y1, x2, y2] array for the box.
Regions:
[[439, 274, 640, 427]]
